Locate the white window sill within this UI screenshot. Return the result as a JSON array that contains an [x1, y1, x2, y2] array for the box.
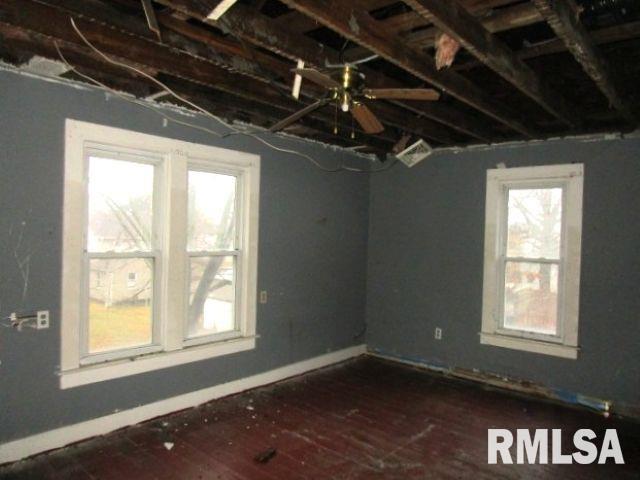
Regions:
[[480, 332, 578, 359], [59, 336, 256, 389]]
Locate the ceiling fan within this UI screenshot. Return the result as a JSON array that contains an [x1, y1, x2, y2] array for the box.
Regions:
[[269, 63, 441, 136]]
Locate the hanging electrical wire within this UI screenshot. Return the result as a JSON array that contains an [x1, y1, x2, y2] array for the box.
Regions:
[[64, 18, 397, 174]]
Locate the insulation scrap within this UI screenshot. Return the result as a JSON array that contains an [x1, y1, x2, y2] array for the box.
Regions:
[[435, 31, 461, 70]]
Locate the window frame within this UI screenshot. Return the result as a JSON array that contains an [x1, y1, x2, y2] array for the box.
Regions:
[[61, 119, 260, 388], [480, 164, 583, 359]]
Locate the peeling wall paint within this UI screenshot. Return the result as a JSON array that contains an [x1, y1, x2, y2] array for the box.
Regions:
[[368, 349, 619, 417]]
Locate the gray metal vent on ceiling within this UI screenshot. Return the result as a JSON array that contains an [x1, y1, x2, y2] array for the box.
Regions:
[[396, 139, 433, 167]]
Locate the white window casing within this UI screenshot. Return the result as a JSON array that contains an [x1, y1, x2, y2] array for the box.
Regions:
[[61, 119, 260, 388], [480, 164, 584, 359]]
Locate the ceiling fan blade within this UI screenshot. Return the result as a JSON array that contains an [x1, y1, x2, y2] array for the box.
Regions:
[[293, 68, 341, 89], [269, 98, 330, 132], [351, 103, 385, 134], [363, 88, 441, 101]]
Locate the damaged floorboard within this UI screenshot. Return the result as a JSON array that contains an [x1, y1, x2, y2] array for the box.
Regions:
[[1, 357, 639, 479]]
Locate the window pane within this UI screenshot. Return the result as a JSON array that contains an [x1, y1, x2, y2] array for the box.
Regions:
[[507, 188, 562, 259], [88, 258, 153, 353], [187, 256, 235, 338], [503, 261, 558, 335], [188, 170, 236, 251], [88, 157, 154, 253]]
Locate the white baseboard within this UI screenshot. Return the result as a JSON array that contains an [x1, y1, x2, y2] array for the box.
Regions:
[[0, 344, 366, 465]]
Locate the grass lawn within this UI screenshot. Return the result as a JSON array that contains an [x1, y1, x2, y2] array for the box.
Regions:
[[89, 301, 152, 353]]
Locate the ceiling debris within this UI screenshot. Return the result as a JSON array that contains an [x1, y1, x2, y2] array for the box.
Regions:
[[434, 31, 461, 70]]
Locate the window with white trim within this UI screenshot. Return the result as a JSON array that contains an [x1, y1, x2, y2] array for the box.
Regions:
[[61, 120, 260, 388], [480, 164, 583, 359]]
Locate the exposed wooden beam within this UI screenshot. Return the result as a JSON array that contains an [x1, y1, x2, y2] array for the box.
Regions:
[[154, 10, 292, 79], [279, 0, 518, 36], [155, 0, 499, 142], [154, 1, 470, 144], [532, 0, 636, 124], [274, 0, 537, 137], [158, 10, 465, 143], [273, 0, 391, 34], [0, 0, 394, 150], [344, 2, 543, 63], [406, 3, 543, 49], [404, 0, 581, 128], [0, 26, 393, 150], [36, 0, 282, 82], [455, 20, 640, 70]]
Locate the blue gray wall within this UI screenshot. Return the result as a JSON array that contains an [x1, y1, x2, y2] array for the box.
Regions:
[[2, 68, 639, 445], [367, 136, 640, 406], [0, 70, 369, 443]]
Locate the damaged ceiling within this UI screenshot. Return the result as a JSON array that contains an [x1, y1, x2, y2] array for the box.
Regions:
[[0, 0, 639, 154]]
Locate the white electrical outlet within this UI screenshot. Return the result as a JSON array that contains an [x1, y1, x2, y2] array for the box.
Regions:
[[434, 327, 442, 340], [259, 291, 268, 304], [36, 310, 50, 329]]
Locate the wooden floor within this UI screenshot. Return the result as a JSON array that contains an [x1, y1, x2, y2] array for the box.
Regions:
[[1, 357, 639, 479]]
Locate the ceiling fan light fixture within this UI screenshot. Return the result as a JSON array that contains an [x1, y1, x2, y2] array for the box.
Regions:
[[341, 92, 350, 112]]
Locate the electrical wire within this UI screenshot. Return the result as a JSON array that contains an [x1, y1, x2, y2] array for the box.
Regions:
[[65, 18, 395, 174]]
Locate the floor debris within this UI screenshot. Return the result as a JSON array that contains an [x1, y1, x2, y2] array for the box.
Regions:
[[163, 442, 174, 451], [254, 447, 277, 464]]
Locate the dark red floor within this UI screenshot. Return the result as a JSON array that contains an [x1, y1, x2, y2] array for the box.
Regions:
[[1, 356, 639, 479]]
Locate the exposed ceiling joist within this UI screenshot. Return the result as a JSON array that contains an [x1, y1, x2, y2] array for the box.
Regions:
[[0, 0, 635, 150], [404, 0, 581, 129], [273, 0, 391, 34], [163, 8, 465, 143], [406, 2, 543, 49], [532, 0, 636, 125], [0, 0, 395, 151], [60, 0, 462, 144], [455, 20, 640, 71], [275, 0, 537, 138], [344, 1, 543, 62], [279, 0, 517, 37], [155, 0, 498, 143]]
